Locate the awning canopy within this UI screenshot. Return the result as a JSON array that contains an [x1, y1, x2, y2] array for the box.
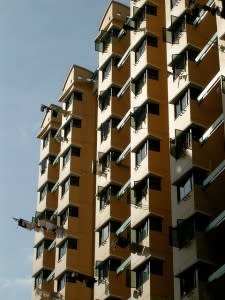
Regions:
[[116, 216, 131, 236]]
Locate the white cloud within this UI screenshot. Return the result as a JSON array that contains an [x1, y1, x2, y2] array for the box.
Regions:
[[0, 277, 32, 289]]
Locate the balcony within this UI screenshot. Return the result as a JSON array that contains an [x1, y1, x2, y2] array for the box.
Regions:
[[40, 138, 60, 162], [36, 191, 58, 213], [98, 90, 130, 126], [58, 186, 80, 212], [54, 249, 80, 279], [38, 164, 59, 190], [32, 249, 55, 276], [96, 193, 130, 231], [99, 122, 130, 154], [97, 160, 129, 189]]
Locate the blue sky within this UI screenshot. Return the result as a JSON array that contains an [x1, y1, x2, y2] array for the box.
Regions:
[[0, 0, 129, 299]]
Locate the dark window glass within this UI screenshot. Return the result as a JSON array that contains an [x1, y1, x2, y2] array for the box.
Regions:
[[172, 53, 186, 80], [137, 219, 149, 243], [150, 216, 162, 232], [74, 91, 82, 101], [146, 5, 157, 16], [147, 35, 158, 47], [174, 90, 189, 119], [135, 142, 147, 167], [148, 138, 160, 152], [52, 110, 58, 118], [150, 259, 163, 275], [137, 262, 149, 288], [102, 61, 111, 80], [135, 73, 146, 95], [99, 224, 109, 245], [72, 119, 81, 128], [148, 68, 159, 80], [148, 102, 159, 115], [64, 123, 71, 139], [135, 40, 146, 63], [149, 176, 161, 190], [60, 206, 79, 225]]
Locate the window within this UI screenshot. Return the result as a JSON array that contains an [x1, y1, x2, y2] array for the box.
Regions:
[[99, 184, 120, 210], [187, 48, 200, 61], [72, 119, 81, 128], [170, 213, 210, 249], [150, 216, 162, 232], [133, 179, 148, 205], [134, 73, 146, 95], [57, 272, 76, 291], [135, 40, 146, 63], [174, 90, 189, 119], [172, 16, 186, 44], [36, 242, 44, 259], [58, 241, 67, 260], [171, 0, 179, 9], [36, 240, 52, 259], [100, 120, 110, 142], [146, 5, 157, 16], [148, 102, 160, 115], [99, 90, 110, 111], [65, 91, 82, 109], [137, 262, 149, 288], [172, 53, 186, 80], [98, 263, 109, 281], [137, 219, 149, 243], [39, 182, 54, 201], [61, 176, 79, 197], [135, 142, 147, 167], [40, 158, 47, 175], [177, 168, 207, 201], [42, 129, 57, 148], [149, 175, 161, 191], [62, 146, 80, 167], [102, 61, 111, 80], [148, 138, 160, 152], [180, 268, 197, 297], [100, 118, 120, 142], [97, 258, 121, 282], [178, 175, 193, 201], [63, 149, 71, 167], [60, 206, 79, 225], [52, 110, 58, 118], [34, 270, 51, 289], [58, 238, 78, 260], [135, 7, 145, 30], [64, 123, 71, 139], [99, 224, 109, 245], [133, 105, 146, 130], [175, 126, 204, 158], [65, 93, 73, 110], [74, 91, 82, 101], [148, 68, 159, 80], [43, 133, 49, 149], [150, 259, 163, 275], [99, 189, 110, 209], [147, 35, 158, 47], [103, 32, 111, 52], [40, 155, 55, 174]]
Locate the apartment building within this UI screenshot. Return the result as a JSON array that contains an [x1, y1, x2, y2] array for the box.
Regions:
[[31, 1, 225, 300], [32, 65, 97, 300], [94, 1, 173, 299], [165, 0, 225, 299]]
